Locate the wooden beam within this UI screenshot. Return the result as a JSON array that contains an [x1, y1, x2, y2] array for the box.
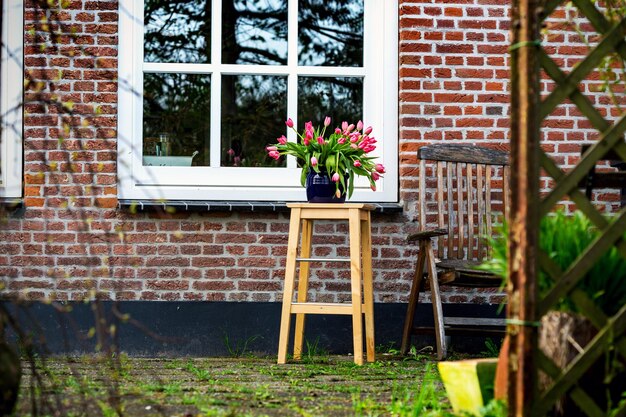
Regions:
[[509, 0, 541, 412]]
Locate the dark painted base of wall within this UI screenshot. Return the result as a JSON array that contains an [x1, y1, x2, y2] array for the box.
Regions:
[[3, 301, 504, 357]]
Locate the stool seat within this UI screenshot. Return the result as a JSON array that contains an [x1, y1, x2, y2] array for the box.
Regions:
[[277, 203, 376, 365]]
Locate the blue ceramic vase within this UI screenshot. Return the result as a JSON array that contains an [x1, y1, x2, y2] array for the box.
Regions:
[[305, 170, 347, 203]]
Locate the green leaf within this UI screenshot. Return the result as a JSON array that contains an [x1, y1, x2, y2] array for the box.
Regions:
[[300, 166, 307, 187]]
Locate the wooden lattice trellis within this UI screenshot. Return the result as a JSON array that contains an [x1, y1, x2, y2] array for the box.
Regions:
[[509, 0, 626, 415]]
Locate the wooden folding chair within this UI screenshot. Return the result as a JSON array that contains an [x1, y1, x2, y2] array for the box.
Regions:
[[401, 144, 510, 360]]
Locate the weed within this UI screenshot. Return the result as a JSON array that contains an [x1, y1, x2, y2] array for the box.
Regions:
[[184, 360, 213, 381], [302, 336, 330, 363], [222, 332, 261, 357], [476, 399, 507, 417], [481, 338, 502, 358], [388, 363, 450, 416], [376, 341, 400, 355]]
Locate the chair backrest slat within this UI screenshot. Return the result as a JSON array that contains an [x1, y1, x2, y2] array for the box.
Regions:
[[485, 165, 493, 258], [418, 144, 509, 262], [446, 163, 454, 257], [466, 163, 474, 259], [419, 159, 426, 228], [476, 164, 485, 260], [504, 165, 511, 221], [456, 162, 464, 258], [437, 161, 445, 259]]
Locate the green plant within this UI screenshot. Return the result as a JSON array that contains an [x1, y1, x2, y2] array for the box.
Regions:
[[479, 210, 626, 316], [266, 117, 384, 197], [302, 336, 329, 363], [475, 399, 507, 417], [184, 360, 212, 381], [480, 339, 502, 358], [222, 332, 261, 357], [386, 363, 450, 416]]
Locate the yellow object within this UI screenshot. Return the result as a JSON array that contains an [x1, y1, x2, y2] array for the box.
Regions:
[[438, 358, 498, 416]]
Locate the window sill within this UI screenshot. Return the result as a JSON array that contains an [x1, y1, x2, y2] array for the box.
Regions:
[[117, 199, 403, 214]]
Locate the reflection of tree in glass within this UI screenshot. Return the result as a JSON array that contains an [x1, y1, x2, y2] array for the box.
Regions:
[[222, 0, 288, 65], [144, 0, 365, 168], [298, 0, 364, 67], [298, 77, 363, 129], [221, 75, 287, 167], [144, 0, 211, 63], [143, 73, 211, 165]]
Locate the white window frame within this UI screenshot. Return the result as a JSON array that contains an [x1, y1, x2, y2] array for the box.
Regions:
[[118, 0, 397, 202], [0, 0, 23, 199]]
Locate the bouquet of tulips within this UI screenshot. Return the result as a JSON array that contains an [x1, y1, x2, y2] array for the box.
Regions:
[[266, 117, 385, 198]]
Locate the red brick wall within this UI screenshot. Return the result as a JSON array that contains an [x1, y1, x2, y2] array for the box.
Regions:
[[1, 0, 619, 304]]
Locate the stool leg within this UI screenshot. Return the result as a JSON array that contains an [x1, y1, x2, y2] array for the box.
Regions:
[[277, 208, 302, 364], [348, 209, 364, 365], [293, 219, 313, 360], [361, 213, 375, 362]]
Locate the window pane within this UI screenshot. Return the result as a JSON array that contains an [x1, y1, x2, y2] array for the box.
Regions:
[[222, 0, 288, 65], [144, 0, 211, 63], [297, 77, 363, 128], [143, 73, 211, 166], [221, 75, 287, 167], [298, 0, 364, 67]]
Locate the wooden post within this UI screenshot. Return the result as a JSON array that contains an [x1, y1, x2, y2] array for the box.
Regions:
[[508, 0, 541, 413]]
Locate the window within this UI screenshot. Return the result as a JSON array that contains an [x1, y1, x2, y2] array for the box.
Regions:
[[118, 0, 397, 201], [0, 0, 23, 199]]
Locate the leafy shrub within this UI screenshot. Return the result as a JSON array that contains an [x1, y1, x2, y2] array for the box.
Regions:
[[480, 210, 626, 316]]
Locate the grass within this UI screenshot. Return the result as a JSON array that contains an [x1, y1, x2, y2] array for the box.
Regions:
[[13, 353, 457, 417]]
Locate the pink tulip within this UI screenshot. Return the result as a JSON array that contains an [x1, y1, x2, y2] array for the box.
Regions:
[[310, 156, 318, 166], [364, 145, 376, 153], [335, 128, 342, 134], [346, 124, 355, 133], [324, 116, 331, 127], [317, 136, 324, 145], [371, 171, 380, 181], [341, 121, 348, 131], [350, 144, 358, 149], [305, 121, 314, 133], [266, 146, 278, 152], [375, 163, 386, 174], [370, 183, 377, 191], [357, 120, 363, 131], [353, 160, 361, 167], [350, 134, 359, 143], [286, 118, 294, 128], [277, 135, 287, 145], [338, 138, 346, 144], [303, 136, 310, 146], [268, 151, 280, 160], [364, 126, 373, 135], [331, 173, 340, 182], [227, 148, 235, 157]]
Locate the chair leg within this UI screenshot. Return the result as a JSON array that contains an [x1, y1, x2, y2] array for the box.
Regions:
[[425, 241, 447, 360], [401, 240, 427, 355]]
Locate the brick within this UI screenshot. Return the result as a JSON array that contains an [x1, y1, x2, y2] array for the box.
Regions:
[[5, 0, 618, 307]]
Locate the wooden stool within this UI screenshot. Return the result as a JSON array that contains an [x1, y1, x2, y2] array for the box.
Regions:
[[277, 203, 375, 365]]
